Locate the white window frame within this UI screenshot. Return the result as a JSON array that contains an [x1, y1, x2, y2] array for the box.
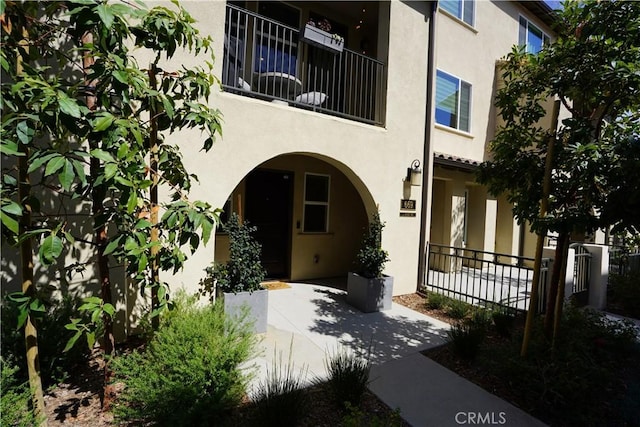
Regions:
[[435, 69, 472, 133], [439, 0, 475, 27], [303, 173, 330, 233], [518, 16, 550, 54]]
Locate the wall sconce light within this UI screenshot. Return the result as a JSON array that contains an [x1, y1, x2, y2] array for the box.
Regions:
[[406, 159, 422, 186]]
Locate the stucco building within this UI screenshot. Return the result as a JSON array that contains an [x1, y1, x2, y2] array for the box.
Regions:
[[170, 0, 556, 297], [0, 1, 558, 338]]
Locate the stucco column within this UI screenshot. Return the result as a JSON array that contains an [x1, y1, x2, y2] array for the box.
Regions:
[[584, 244, 609, 310], [450, 180, 466, 249], [483, 197, 498, 259]]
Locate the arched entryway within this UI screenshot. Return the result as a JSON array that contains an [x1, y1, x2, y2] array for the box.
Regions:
[[215, 153, 374, 281]]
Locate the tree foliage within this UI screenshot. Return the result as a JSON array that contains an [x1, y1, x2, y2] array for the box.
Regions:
[[478, 0, 640, 237], [1, 0, 222, 352]]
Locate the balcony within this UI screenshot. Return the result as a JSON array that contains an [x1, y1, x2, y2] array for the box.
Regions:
[[222, 3, 387, 126]]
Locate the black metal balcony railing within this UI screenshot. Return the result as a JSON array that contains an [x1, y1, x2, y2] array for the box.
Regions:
[[222, 4, 386, 126]]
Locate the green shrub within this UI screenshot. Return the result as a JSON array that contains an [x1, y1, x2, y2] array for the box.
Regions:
[[491, 312, 515, 338], [425, 292, 447, 310], [469, 308, 492, 328], [445, 298, 470, 319], [1, 293, 92, 387], [354, 210, 390, 279], [1, 359, 40, 427], [201, 213, 266, 296], [447, 319, 487, 360], [251, 351, 310, 427], [608, 273, 640, 318], [342, 401, 403, 427], [112, 294, 258, 425], [324, 347, 371, 408], [481, 305, 639, 425]]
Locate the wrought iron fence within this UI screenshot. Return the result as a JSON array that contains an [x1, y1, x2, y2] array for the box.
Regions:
[[570, 243, 591, 294], [422, 244, 550, 314], [223, 4, 386, 126]]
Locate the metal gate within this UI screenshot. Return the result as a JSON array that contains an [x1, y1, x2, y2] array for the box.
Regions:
[[570, 243, 591, 302]]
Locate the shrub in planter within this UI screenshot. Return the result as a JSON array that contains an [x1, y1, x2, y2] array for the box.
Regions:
[[112, 293, 258, 425], [347, 210, 393, 312], [200, 213, 268, 332], [201, 213, 266, 296], [354, 210, 389, 279]]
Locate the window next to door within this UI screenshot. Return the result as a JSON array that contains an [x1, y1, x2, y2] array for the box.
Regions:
[[435, 70, 471, 133], [303, 173, 330, 233]]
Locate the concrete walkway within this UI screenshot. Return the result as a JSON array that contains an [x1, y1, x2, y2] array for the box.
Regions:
[[249, 281, 546, 426]]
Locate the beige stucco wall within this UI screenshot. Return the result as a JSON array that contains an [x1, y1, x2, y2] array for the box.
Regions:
[[433, 1, 555, 162], [160, 0, 431, 296], [429, 1, 555, 259], [214, 154, 368, 280]]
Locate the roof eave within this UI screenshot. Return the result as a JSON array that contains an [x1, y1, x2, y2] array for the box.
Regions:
[[518, 1, 557, 29]]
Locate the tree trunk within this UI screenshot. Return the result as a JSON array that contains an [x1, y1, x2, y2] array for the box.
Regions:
[[148, 64, 160, 330], [544, 231, 569, 338], [521, 100, 560, 357], [19, 145, 48, 427], [82, 31, 115, 408], [552, 233, 571, 346], [15, 24, 48, 426]]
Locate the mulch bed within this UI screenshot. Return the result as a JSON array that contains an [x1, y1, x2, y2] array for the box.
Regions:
[[393, 292, 454, 324], [43, 329, 408, 426], [394, 293, 640, 426]]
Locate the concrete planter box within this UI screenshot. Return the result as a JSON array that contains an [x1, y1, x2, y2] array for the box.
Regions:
[[301, 24, 344, 53], [221, 288, 268, 334], [346, 272, 393, 313]]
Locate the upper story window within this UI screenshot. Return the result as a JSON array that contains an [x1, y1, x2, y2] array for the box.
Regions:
[[519, 16, 550, 54], [440, 0, 475, 27], [303, 173, 330, 233], [435, 70, 471, 133]]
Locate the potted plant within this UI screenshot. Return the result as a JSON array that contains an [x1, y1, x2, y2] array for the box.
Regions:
[[200, 213, 268, 333], [302, 18, 344, 53], [347, 210, 393, 312]]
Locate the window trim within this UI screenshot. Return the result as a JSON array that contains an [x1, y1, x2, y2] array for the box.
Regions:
[[302, 173, 330, 233], [435, 69, 472, 133], [439, 0, 475, 28], [518, 15, 550, 54]]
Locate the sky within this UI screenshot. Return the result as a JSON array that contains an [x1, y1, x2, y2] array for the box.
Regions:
[[543, 0, 563, 10]]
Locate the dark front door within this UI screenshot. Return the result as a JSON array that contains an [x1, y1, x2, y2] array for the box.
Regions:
[[245, 169, 293, 278]]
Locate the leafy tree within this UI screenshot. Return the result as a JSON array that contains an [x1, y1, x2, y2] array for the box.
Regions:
[[1, 0, 222, 408], [478, 0, 640, 347]]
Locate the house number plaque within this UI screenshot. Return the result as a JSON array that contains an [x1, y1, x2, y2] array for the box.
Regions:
[[400, 199, 416, 210]]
